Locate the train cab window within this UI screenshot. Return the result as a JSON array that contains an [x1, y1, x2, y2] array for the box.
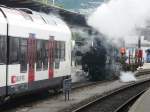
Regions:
[[0, 36, 6, 64], [9, 37, 19, 64], [19, 38, 27, 72], [43, 41, 48, 70], [36, 40, 42, 70]]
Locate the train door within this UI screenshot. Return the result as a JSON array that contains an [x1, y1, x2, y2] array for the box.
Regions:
[[48, 36, 55, 79], [27, 34, 36, 83], [0, 36, 7, 97], [0, 11, 7, 97]]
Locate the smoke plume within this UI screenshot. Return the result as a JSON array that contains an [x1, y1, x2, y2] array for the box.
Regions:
[[120, 71, 137, 82], [88, 0, 150, 39]]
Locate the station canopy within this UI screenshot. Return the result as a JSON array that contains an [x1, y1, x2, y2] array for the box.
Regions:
[[0, 0, 87, 26]]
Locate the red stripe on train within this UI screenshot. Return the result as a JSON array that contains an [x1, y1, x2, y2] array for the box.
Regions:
[[49, 68, 54, 79], [28, 68, 35, 82]]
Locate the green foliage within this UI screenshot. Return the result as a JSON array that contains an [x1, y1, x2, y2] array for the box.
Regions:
[[34, 0, 64, 8], [55, 3, 64, 8]]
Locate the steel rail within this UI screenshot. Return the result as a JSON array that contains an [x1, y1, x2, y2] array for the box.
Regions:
[[113, 89, 147, 112], [72, 78, 150, 112]]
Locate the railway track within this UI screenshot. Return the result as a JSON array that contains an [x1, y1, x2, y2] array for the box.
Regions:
[[71, 78, 150, 112], [136, 69, 150, 76], [113, 89, 146, 112], [0, 80, 109, 112]]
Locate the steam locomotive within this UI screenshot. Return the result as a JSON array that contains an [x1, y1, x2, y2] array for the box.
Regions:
[[81, 37, 120, 81], [81, 37, 144, 81], [0, 6, 72, 102]]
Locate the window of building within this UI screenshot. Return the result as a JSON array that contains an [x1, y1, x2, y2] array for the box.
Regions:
[[0, 36, 6, 64]]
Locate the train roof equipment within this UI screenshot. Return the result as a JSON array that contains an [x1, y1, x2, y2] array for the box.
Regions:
[[0, 0, 87, 27], [0, 6, 71, 41]]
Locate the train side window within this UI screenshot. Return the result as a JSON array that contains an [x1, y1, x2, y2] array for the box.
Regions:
[[60, 41, 65, 60], [0, 36, 6, 64], [55, 41, 60, 59], [54, 41, 65, 69], [36, 40, 42, 70], [42, 41, 48, 70], [9, 37, 19, 64], [55, 41, 65, 61], [55, 59, 60, 69], [19, 38, 27, 72], [54, 41, 60, 69]]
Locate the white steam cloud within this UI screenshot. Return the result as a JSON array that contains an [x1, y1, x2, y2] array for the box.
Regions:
[[120, 71, 137, 82], [88, 0, 150, 39]]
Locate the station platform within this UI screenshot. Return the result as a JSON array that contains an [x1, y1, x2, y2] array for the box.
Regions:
[[136, 63, 150, 70], [129, 88, 150, 112], [135, 63, 150, 75], [140, 63, 150, 69]]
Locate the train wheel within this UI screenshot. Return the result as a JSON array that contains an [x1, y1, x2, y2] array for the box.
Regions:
[[53, 88, 60, 94], [0, 97, 5, 104]]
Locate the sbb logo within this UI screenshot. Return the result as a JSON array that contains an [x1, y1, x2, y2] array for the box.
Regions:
[[11, 75, 25, 83], [11, 76, 17, 83]]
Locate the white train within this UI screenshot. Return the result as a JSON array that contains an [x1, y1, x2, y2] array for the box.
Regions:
[[0, 6, 72, 101]]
